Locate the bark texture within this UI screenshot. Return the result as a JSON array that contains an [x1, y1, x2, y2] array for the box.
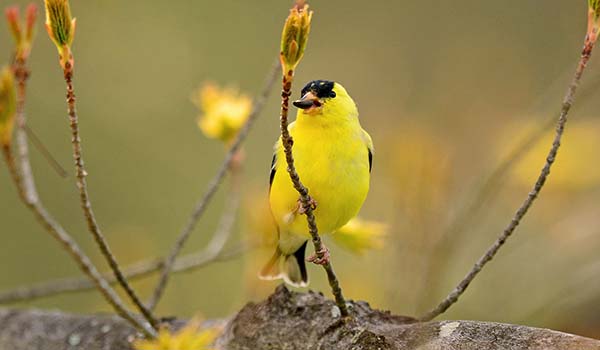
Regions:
[[1, 286, 598, 350]]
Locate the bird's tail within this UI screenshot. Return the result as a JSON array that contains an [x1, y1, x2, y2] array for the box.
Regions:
[[259, 241, 308, 287]]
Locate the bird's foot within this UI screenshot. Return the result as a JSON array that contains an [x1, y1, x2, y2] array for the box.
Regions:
[[306, 245, 330, 265], [296, 196, 317, 215]]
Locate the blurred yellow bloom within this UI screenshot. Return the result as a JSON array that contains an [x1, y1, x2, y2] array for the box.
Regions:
[[241, 190, 279, 298], [332, 217, 388, 255], [499, 120, 600, 190], [383, 127, 452, 222], [193, 83, 252, 144], [133, 320, 219, 350], [0, 67, 17, 146]]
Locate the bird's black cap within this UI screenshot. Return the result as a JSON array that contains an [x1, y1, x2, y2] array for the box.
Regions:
[[300, 80, 336, 99]]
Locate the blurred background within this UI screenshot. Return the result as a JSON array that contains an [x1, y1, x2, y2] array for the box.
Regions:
[[1, 0, 600, 339]]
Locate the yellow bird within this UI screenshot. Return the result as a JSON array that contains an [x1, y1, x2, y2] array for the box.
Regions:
[[260, 80, 373, 287]]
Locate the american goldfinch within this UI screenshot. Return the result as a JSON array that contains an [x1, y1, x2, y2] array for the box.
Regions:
[[260, 80, 373, 287]]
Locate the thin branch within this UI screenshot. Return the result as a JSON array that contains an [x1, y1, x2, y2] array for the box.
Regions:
[[200, 158, 242, 260], [23, 123, 68, 178], [416, 115, 556, 312], [60, 61, 159, 329], [147, 59, 280, 311], [0, 244, 247, 304], [3, 57, 156, 338], [419, 36, 596, 322], [278, 69, 348, 316], [417, 72, 600, 310]]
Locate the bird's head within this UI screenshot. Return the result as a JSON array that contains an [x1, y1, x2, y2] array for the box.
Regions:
[[293, 80, 358, 120]]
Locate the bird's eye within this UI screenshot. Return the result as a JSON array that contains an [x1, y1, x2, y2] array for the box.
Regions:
[[329, 91, 336, 98]]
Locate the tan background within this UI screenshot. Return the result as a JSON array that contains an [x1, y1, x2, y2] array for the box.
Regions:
[[1, 0, 599, 338]]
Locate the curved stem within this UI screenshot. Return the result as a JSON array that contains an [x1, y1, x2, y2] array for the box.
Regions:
[[417, 70, 600, 311], [419, 36, 596, 322], [3, 57, 155, 337], [61, 62, 158, 330]]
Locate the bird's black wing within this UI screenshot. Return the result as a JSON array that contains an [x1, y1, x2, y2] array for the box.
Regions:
[[269, 153, 277, 191], [368, 148, 373, 173]]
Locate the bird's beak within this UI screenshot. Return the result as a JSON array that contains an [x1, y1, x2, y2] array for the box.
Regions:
[[293, 91, 320, 110]]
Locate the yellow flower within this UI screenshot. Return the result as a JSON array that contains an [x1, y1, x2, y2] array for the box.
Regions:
[[332, 217, 388, 255], [0, 67, 17, 147], [499, 120, 600, 190], [44, 0, 76, 68], [192, 83, 252, 144], [133, 320, 220, 350], [280, 1, 313, 74]]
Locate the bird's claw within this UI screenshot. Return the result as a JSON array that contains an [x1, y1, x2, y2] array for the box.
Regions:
[[306, 246, 330, 265], [297, 196, 317, 215]]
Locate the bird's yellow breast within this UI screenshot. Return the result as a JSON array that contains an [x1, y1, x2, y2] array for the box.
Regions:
[[269, 117, 371, 253]]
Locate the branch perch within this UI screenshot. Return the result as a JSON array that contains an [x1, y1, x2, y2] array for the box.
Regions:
[[276, 1, 348, 316], [277, 69, 348, 316]]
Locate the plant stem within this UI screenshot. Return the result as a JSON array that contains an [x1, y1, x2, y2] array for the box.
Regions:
[[147, 59, 280, 311], [201, 158, 242, 260], [278, 69, 348, 317], [61, 61, 159, 330], [4, 56, 156, 337], [417, 69, 600, 312], [419, 36, 596, 322]]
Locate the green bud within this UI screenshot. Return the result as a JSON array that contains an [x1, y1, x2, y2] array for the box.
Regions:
[[44, 0, 76, 68], [280, 2, 313, 74]]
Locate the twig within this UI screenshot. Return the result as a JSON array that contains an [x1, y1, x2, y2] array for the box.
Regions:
[[0, 243, 247, 304], [12, 57, 32, 201], [416, 116, 556, 312], [23, 123, 68, 178], [417, 72, 600, 310], [278, 69, 348, 316], [147, 59, 280, 311], [60, 61, 159, 329], [3, 55, 156, 338], [201, 158, 242, 260], [419, 36, 596, 322]]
